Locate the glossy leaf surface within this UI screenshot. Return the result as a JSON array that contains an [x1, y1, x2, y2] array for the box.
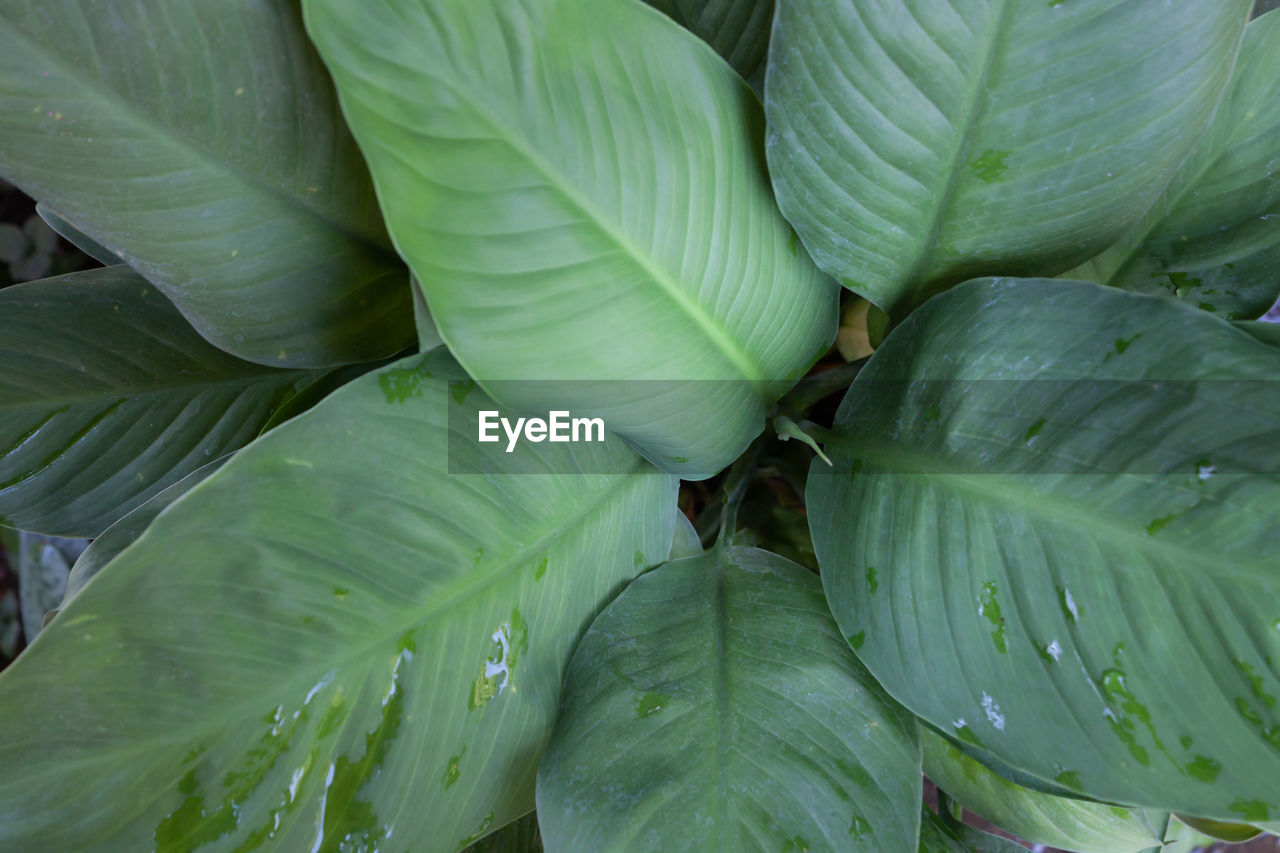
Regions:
[[0, 267, 322, 537], [305, 0, 838, 479], [809, 278, 1280, 819], [1075, 9, 1280, 320], [0, 0, 411, 367], [537, 546, 921, 851], [0, 351, 676, 851], [923, 729, 1162, 853], [766, 0, 1251, 315]]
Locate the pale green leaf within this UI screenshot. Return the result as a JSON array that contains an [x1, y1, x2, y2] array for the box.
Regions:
[[1072, 10, 1280, 320], [809, 278, 1280, 820], [304, 0, 838, 479], [0, 350, 676, 850], [766, 0, 1251, 316], [0, 0, 411, 367], [923, 728, 1161, 853], [536, 546, 921, 852], [0, 267, 323, 537]]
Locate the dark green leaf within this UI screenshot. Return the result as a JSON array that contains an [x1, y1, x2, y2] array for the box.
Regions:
[[0, 267, 323, 536], [809, 278, 1280, 820], [766, 0, 1251, 316], [1072, 10, 1280, 320], [0, 0, 411, 367], [644, 0, 775, 85], [537, 546, 921, 851]]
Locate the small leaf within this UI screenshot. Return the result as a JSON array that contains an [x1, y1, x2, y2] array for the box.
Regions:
[[537, 546, 921, 851]]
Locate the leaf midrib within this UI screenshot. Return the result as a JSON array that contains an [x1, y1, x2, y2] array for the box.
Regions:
[[424, 69, 769, 385], [31, 452, 660, 781], [899, 0, 1016, 289], [829, 434, 1271, 585], [3, 23, 397, 263]]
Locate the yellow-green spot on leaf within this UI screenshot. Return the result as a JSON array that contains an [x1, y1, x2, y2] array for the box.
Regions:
[[782, 835, 811, 852], [378, 361, 432, 404], [468, 607, 530, 711], [459, 813, 494, 849], [1236, 659, 1277, 708], [1104, 334, 1143, 363], [534, 556, 548, 581], [319, 646, 408, 850], [333, 587, 348, 601], [472, 548, 484, 564], [849, 631, 866, 650], [1147, 512, 1179, 536], [953, 720, 984, 749], [449, 379, 476, 404], [1229, 799, 1270, 822], [970, 149, 1011, 183], [849, 816, 871, 839], [1054, 768, 1082, 789], [1185, 754, 1222, 783], [866, 566, 878, 595], [442, 746, 465, 790], [1025, 418, 1046, 443], [979, 580, 1007, 654], [1098, 647, 1172, 768], [635, 692, 668, 718], [154, 768, 238, 852]]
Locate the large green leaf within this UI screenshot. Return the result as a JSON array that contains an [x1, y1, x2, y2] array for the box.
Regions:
[[0, 350, 676, 850], [0, 0, 411, 368], [304, 0, 838, 480], [1070, 9, 1280, 320], [765, 0, 1251, 316], [644, 0, 775, 85], [808, 278, 1280, 820], [536, 546, 921, 851], [0, 267, 323, 537], [922, 728, 1162, 853]]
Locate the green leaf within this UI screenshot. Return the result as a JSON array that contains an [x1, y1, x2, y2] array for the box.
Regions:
[[462, 812, 542, 853], [0, 267, 324, 537], [1236, 320, 1280, 347], [35, 202, 118, 267], [669, 510, 703, 560], [918, 811, 1027, 853], [923, 728, 1162, 853], [536, 546, 921, 851], [60, 458, 227, 608], [643, 0, 775, 85], [0, 350, 676, 850], [1071, 10, 1280, 320], [1174, 814, 1264, 843], [765, 0, 1252, 316], [0, 0, 411, 368], [304, 0, 838, 479], [808, 278, 1280, 820]]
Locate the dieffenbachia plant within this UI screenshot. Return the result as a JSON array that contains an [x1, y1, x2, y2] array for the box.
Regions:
[[0, 0, 1275, 850]]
